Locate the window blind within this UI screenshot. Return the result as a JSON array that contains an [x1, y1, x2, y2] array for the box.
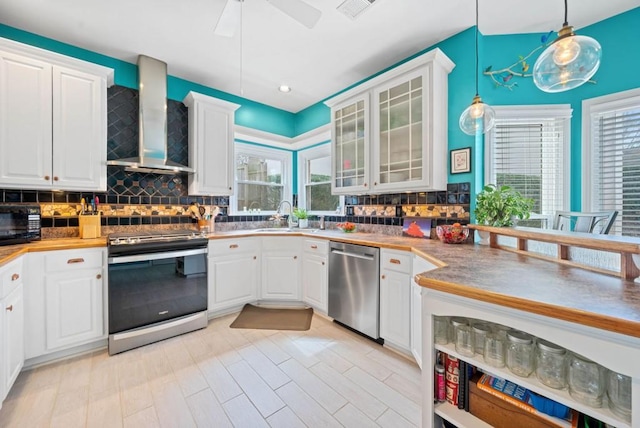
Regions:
[[490, 116, 567, 218], [590, 106, 640, 237]]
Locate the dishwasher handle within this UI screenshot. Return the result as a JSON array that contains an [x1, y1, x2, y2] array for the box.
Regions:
[[330, 249, 376, 261]]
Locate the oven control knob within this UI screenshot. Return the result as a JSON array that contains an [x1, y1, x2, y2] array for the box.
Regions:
[[112, 239, 120, 245], [127, 237, 135, 244]]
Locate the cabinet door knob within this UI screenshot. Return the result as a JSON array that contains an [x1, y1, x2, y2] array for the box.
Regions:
[[390, 258, 401, 265], [6, 305, 13, 312], [229, 187, 232, 191], [374, 182, 378, 186], [364, 183, 368, 187], [67, 258, 85, 264], [11, 273, 19, 281], [294, 256, 298, 260], [96, 274, 102, 279], [381, 274, 386, 279], [44, 175, 50, 181], [53, 176, 59, 181], [229, 244, 239, 249], [253, 256, 256, 260], [322, 261, 325, 265]]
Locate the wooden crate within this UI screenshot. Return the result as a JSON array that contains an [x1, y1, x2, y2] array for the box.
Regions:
[[468, 373, 562, 428]]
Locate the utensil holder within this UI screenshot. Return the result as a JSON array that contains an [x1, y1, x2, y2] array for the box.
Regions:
[[197, 219, 214, 233], [79, 214, 101, 239]]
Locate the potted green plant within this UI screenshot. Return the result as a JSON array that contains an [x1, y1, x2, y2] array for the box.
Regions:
[[475, 183, 534, 232], [293, 207, 309, 228]]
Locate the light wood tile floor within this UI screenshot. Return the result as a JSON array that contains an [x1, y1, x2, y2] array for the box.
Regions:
[[0, 314, 422, 427]]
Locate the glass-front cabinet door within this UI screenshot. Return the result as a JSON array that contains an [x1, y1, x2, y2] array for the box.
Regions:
[[372, 68, 430, 192], [331, 94, 369, 194]]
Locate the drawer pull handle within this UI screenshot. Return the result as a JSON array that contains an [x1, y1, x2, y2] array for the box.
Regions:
[[390, 259, 401, 265], [67, 258, 85, 264], [381, 274, 386, 279], [6, 305, 13, 312], [229, 244, 239, 249], [96, 274, 102, 279], [11, 273, 19, 281], [311, 245, 318, 249]]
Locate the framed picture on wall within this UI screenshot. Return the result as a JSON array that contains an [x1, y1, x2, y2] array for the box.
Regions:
[[451, 147, 471, 174]]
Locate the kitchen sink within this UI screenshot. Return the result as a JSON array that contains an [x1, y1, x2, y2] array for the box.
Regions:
[[252, 228, 320, 233]]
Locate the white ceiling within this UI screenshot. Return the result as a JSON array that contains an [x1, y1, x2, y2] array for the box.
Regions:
[[0, 0, 637, 113]]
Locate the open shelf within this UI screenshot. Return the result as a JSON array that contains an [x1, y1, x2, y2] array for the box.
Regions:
[[434, 401, 492, 428], [435, 342, 630, 428]]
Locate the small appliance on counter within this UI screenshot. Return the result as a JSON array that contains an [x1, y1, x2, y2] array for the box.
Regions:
[[0, 204, 41, 246]]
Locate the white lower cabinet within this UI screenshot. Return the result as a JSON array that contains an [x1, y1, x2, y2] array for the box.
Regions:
[[301, 239, 328, 313], [208, 238, 260, 313], [24, 248, 105, 360], [261, 237, 301, 301], [379, 249, 412, 351], [1, 257, 24, 405]]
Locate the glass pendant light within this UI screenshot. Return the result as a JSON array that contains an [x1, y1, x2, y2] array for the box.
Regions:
[[459, 0, 495, 136], [533, 0, 601, 93]]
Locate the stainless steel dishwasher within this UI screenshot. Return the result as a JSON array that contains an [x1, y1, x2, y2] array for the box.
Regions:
[[328, 241, 381, 341]]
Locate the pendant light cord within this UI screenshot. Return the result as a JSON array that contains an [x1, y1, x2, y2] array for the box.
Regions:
[[240, 0, 244, 95], [563, 0, 568, 26], [474, 0, 479, 96]]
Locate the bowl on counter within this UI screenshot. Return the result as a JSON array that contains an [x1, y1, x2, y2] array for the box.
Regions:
[[436, 224, 469, 244]]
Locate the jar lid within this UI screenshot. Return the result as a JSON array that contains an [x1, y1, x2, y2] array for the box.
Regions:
[[450, 317, 468, 327], [537, 339, 565, 354], [506, 329, 533, 344], [435, 364, 445, 373], [472, 323, 491, 334]]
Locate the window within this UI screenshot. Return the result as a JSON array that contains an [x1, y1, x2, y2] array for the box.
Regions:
[[298, 144, 341, 214], [583, 88, 640, 237], [233, 143, 292, 214], [486, 105, 571, 226]]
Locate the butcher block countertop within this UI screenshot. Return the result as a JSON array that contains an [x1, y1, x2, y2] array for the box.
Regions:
[[2, 229, 639, 338]]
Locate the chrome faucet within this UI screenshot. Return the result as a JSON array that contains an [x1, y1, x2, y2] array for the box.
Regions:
[[270, 200, 294, 228]]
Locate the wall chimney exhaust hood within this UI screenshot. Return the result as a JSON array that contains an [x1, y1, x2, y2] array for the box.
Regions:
[[106, 55, 194, 174]]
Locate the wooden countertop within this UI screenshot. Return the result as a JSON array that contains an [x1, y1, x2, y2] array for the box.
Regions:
[[2, 230, 639, 339]]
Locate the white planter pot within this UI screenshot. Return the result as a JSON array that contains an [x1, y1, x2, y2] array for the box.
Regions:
[[477, 229, 491, 245], [298, 219, 309, 228]]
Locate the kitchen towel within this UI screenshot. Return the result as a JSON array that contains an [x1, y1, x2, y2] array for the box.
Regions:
[[230, 304, 313, 331]]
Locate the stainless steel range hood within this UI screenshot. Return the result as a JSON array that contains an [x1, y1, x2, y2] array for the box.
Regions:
[[107, 55, 194, 174]]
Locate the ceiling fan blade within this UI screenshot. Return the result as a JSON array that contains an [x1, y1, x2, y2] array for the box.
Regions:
[[267, 0, 322, 29], [214, 0, 241, 37]]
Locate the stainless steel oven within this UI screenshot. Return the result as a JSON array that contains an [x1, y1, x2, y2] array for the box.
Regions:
[[107, 230, 208, 355]]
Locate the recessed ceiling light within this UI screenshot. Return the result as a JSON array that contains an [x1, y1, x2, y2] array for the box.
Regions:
[[278, 85, 292, 93]]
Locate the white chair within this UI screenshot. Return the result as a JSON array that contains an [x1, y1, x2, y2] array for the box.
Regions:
[[552, 211, 618, 235]]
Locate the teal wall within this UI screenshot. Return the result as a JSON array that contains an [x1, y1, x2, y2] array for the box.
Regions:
[[0, 24, 297, 138], [2, 8, 639, 203]]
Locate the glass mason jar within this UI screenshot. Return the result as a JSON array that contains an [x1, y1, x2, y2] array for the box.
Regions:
[[455, 324, 475, 357], [607, 370, 632, 421], [433, 316, 450, 345], [567, 353, 607, 408], [449, 317, 468, 345], [535, 339, 567, 389], [506, 330, 535, 377], [472, 323, 491, 356]]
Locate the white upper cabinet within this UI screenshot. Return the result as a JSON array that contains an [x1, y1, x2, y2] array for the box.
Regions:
[[325, 48, 454, 194], [184, 91, 239, 196], [0, 38, 113, 191]]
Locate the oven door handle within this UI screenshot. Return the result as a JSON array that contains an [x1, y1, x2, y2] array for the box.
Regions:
[[108, 248, 208, 264]]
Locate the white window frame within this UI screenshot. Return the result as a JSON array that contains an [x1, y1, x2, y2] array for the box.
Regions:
[[231, 142, 293, 215], [297, 143, 343, 215], [582, 87, 640, 216], [485, 105, 572, 225]]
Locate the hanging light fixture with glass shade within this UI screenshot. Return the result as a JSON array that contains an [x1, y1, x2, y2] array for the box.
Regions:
[[459, 0, 495, 136], [533, 0, 602, 93]]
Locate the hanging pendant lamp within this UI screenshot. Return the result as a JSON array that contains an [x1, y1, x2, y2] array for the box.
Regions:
[[459, 0, 495, 136], [533, 0, 601, 93]]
